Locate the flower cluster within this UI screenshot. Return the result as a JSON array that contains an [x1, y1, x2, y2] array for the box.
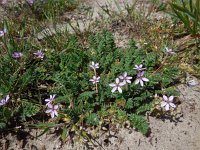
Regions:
[[109, 72, 132, 93], [0, 95, 10, 106], [108, 64, 149, 93], [134, 64, 149, 87], [45, 94, 59, 118], [89, 61, 100, 93], [12, 50, 44, 59]]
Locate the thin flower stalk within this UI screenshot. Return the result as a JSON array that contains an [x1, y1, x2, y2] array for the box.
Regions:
[[90, 61, 100, 94]]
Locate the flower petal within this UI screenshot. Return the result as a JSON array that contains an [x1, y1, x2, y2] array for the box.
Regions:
[[165, 104, 170, 111], [163, 95, 168, 101], [139, 79, 144, 86], [109, 83, 116, 87], [126, 80, 131, 84], [161, 101, 167, 107], [54, 105, 59, 109], [111, 87, 117, 93], [45, 109, 52, 113], [169, 103, 176, 108], [116, 78, 120, 84], [118, 87, 122, 93], [169, 96, 174, 102], [142, 77, 149, 82], [134, 79, 140, 85], [124, 72, 127, 77], [51, 112, 55, 118]]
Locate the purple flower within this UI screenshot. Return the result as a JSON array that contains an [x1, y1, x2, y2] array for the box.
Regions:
[[45, 94, 56, 106], [0, 95, 10, 106], [161, 95, 176, 111], [33, 50, 44, 59], [165, 47, 175, 55], [89, 76, 100, 84], [109, 78, 125, 93], [134, 64, 146, 71], [26, 0, 35, 5], [0, 31, 5, 37], [90, 61, 99, 70], [45, 104, 59, 118], [134, 71, 149, 86], [119, 72, 132, 84], [12, 52, 23, 59]]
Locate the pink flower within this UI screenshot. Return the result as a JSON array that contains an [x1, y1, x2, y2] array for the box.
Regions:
[[33, 50, 44, 59], [12, 52, 23, 59], [161, 95, 176, 111], [45, 104, 59, 118], [109, 78, 125, 93], [45, 94, 56, 106], [165, 47, 175, 55], [134, 71, 149, 86], [119, 72, 132, 84], [0, 95, 10, 106], [89, 76, 100, 84], [134, 64, 146, 71], [90, 61, 99, 70]]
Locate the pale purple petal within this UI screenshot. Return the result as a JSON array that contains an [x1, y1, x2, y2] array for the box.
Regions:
[[45, 109, 52, 113], [139, 79, 144, 86], [116, 78, 120, 84], [169, 103, 176, 108], [169, 96, 174, 102], [163, 95, 168, 101], [47, 104, 53, 109], [109, 83, 116, 87], [161, 101, 167, 107], [54, 105, 59, 109], [51, 112, 55, 118], [119, 82, 125, 86], [117, 87, 122, 93], [126, 80, 131, 83], [126, 76, 132, 80], [134, 79, 140, 85], [54, 110, 58, 117], [142, 77, 149, 82], [165, 104, 170, 111], [111, 87, 117, 93]]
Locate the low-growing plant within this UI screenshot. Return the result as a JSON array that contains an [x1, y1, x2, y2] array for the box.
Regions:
[[0, 19, 180, 139]]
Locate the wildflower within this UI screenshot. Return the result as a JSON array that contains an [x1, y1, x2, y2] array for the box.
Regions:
[[161, 95, 176, 111], [165, 47, 175, 55], [26, 0, 34, 5], [0, 95, 10, 106], [134, 64, 146, 71], [89, 76, 100, 84], [109, 78, 125, 93], [45, 104, 59, 118], [33, 50, 44, 59], [119, 72, 132, 84], [134, 71, 149, 86], [0, 31, 5, 37], [12, 52, 23, 59], [90, 61, 99, 70], [45, 94, 56, 106]]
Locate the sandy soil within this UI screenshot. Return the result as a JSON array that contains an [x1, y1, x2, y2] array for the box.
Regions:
[[0, 0, 200, 150]]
